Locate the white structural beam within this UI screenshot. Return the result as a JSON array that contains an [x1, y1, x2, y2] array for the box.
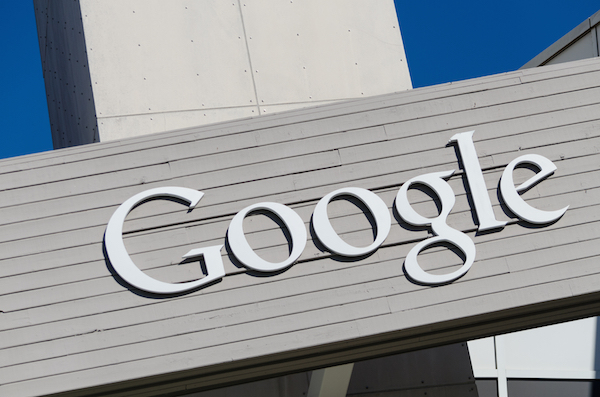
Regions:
[[307, 364, 354, 397]]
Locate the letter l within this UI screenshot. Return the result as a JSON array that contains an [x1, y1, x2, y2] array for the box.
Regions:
[[449, 131, 506, 232]]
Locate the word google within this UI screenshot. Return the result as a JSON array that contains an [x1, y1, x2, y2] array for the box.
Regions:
[[105, 132, 568, 294]]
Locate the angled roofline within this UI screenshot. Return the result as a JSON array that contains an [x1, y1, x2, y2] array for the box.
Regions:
[[521, 9, 600, 69]]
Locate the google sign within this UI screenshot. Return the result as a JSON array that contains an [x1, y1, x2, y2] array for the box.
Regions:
[[105, 131, 568, 294]]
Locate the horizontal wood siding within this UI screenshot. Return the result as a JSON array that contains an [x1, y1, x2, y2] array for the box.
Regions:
[[1, 57, 600, 396]]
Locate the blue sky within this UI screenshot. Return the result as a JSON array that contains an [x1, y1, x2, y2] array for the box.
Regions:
[[0, 1, 599, 160]]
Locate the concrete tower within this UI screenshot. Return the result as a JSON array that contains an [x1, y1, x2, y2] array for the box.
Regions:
[[34, 0, 412, 148]]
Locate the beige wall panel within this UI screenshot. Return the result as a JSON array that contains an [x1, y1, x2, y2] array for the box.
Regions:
[[2, 59, 600, 396], [80, 0, 255, 117], [240, 0, 411, 104], [97, 107, 261, 141]]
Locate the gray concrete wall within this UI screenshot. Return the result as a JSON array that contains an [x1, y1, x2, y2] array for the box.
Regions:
[[1, 57, 600, 396]]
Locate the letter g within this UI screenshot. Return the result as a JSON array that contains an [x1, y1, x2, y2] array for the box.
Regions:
[[105, 187, 225, 294], [395, 170, 476, 285]]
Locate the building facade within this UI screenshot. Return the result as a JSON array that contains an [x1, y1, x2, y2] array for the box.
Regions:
[[1, 2, 599, 397]]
